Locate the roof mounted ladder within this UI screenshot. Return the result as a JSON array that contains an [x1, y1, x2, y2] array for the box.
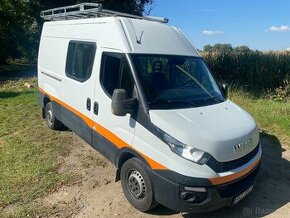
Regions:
[[40, 3, 169, 23]]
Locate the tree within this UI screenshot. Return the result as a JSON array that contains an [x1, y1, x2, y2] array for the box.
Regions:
[[0, 0, 32, 63], [212, 44, 233, 53], [0, 0, 154, 64], [234, 46, 251, 53], [203, 44, 213, 53], [203, 44, 233, 53]]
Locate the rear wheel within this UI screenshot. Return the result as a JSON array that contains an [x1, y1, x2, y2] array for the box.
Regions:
[[120, 158, 158, 212], [45, 102, 63, 130]]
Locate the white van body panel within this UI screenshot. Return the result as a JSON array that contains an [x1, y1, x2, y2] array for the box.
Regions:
[[38, 36, 66, 99], [40, 17, 199, 56], [121, 19, 199, 56], [132, 122, 219, 178], [41, 18, 131, 52], [149, 100, 259, 162]]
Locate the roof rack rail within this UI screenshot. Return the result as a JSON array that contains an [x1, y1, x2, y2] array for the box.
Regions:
[[40, 3, 169, 23]]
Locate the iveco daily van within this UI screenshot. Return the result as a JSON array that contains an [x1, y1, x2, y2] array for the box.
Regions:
[[38, 3, 262, 213]]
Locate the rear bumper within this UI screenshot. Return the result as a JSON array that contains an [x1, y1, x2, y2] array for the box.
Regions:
[[149, 160, 261, 213]]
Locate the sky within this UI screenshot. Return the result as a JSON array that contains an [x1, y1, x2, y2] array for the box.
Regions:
[[146, 0, 290, 51]]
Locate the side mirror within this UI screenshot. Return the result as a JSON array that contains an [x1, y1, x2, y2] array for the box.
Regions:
[[221, 84, 228, 97], [111, 89, 138, 116]]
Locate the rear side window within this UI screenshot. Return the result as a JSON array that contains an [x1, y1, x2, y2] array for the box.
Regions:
[[65, 41, 96, 82], [100, 53, 135, 98]]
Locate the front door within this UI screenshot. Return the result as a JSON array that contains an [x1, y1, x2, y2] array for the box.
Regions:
[[92, 51, 136, 163]]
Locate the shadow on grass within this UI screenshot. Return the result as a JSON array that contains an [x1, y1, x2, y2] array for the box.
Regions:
[[150, 132, 290, 217], [0, 64, 36, 81], [0, 91, 35, 99]]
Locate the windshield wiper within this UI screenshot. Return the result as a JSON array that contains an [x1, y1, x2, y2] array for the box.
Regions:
[[167, 99, 199, 107], [202, 97, 223, 103], [149, 99, 198, 107]]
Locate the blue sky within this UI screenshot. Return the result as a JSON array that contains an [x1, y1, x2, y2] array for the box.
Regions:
[[147, 0, 290, 51]]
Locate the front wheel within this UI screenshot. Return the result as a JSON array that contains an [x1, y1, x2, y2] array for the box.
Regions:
[[120, 158, 158, 212]]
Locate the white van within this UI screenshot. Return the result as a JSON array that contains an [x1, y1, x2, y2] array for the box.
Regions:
[[38, 3, 262, 213]]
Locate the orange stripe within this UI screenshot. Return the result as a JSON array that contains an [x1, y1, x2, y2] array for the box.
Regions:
[[39, 87, 94, 127], [141, 154, 168, 170], [209, 157, 261, 185], [93, 122, 167, 170], [93, 122, 128, 149], [39, 88, 167, 170]]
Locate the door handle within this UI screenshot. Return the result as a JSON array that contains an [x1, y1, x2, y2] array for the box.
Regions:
[[86, 98, 91, 111], [94, 102, 99, 115]]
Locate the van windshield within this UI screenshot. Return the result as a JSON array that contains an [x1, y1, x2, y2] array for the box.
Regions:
[[131, 54, 225, 109]]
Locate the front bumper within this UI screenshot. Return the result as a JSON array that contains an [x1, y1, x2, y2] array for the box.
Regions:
[[148, 160, 261, 213]]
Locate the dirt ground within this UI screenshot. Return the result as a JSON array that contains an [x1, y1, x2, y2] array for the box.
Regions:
[[39, 131, 290, 218]]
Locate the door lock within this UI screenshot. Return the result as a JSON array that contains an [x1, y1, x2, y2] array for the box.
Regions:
[[94, 102, 99, 115], [86, 98, 91, 111]]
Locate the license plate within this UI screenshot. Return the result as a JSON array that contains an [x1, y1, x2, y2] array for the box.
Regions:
[[232, 185, 253, 206]]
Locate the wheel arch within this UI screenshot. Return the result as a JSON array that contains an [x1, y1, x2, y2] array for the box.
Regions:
[[115, 147, 151, 182], [42, 95, 51, 118]]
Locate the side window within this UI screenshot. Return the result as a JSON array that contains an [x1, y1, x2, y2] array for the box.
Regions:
[[100, 53, 135, 98], [65, 41, 96, 82]]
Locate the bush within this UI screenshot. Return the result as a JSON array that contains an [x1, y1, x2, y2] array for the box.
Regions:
[[266, 78, 290, 102], [202, 51, 290, 96]]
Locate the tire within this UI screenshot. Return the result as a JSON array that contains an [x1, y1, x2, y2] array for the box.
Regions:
[[120, 158, 158, 212], [45, 102, 63, 130]]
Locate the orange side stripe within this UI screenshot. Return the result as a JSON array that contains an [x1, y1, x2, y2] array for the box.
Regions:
[[209, 157, 261, 185], [141, 154, 168, 170], [39, 88, 167, 170], [93, 122, 167, 170], [93, 122, 128, 149], [39, 87, 94, 127]]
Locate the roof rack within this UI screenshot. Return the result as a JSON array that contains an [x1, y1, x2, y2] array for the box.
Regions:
[[40, 3, 169, 23]]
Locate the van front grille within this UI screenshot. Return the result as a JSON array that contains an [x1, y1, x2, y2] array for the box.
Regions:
[[206, 144, 260, 173], [216, 163, 260, 198]]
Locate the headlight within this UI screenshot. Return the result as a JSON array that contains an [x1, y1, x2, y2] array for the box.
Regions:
[[156, 127, 211, 165]]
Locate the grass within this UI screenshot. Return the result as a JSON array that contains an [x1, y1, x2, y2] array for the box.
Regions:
[[229, 88, 290, 146], [0, 79, 76, 217], [0, 79, 289, 217]]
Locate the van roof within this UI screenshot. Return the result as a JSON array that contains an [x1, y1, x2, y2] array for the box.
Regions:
[[42, 16, 199, 56]]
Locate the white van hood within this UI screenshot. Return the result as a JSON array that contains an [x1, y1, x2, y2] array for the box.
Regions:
[[149, 100, 259, 162]]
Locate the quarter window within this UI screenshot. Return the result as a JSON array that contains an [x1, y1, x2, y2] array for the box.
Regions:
[[65, 41, 96, 82]]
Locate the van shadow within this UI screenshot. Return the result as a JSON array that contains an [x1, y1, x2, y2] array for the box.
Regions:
[[151, 132, 290, 217]]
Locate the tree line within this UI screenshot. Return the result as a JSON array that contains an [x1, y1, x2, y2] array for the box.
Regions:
[[203, 44, 251, 53], [0, 0, 153, 64]]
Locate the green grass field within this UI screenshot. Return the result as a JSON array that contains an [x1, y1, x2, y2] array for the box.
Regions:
[[0, 79, 289, 217], [229, 89, 290, 143], [0, 79, 76, 217]]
